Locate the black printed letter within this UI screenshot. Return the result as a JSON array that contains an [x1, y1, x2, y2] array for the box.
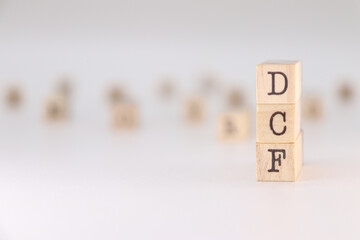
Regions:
[[267, 72, 288, 95], [270, 111, 286, 136], [267, 149, 286, 172]]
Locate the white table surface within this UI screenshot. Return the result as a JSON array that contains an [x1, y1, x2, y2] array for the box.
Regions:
[[0, 101, 359, 240]]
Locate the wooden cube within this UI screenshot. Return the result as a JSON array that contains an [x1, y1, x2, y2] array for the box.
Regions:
[[338, 81, 355, 103], [45, 94, 68, 121], [256, 103, 301, 143], [227, 88, 244, 108], [256, 131, 303, 181], [256, 61, 301, 104], [112, 102, 138, 129], [158, 78, 175, 99], [184, 97, 204, 123], [108, 86, 126, 105], [303, 96, 323, 120], [217, 110, 251, 141], [6, 86, 22, 108], [199, 73, 218, 95], [57, 79, 72, 99]]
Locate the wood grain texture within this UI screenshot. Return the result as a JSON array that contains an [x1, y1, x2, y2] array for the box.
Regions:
[[217, 109, 251, 141], [256, 102, 301, 143], [112, 102, 138, 129], [256, 131, 303, 182], [256, 61, 301, 104]]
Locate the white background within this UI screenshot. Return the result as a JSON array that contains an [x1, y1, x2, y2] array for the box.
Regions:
[[0, 0, 360, 239]]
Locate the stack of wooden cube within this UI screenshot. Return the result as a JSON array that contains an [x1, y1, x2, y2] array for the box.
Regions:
[[256, 61, 303, 181]]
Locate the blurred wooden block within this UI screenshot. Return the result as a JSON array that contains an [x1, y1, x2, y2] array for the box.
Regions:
[[108, 86, 125, 105], [184, 97, 204, 123], [303, 96, 323, 120], [6, 86, 22, 108], [112, 102, 138, 129], [200, 73, 218, 95], [256, 103, 300, 143], [158, 79, 175, 99], [256, 61, 301, 104], [256, 131, 302, 182], [57, 78, 72, 99], [338, 81, 355, 103], [227, 89, 244, 108], [217, 110, 251, 141], [45, 94, 67, 121]]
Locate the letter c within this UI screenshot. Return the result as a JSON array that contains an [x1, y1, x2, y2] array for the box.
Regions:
[[270, 111, 286, 135]]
